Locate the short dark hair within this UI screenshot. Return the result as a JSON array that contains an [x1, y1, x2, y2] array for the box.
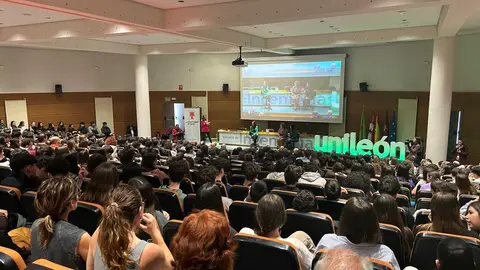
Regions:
[[472, 166, 480, 177], [381, 165, 396, 177], [250, 180, 268, 203], [292, 190, 317, 213], [332, 162, 345, 173], [243, 162, 260, 181], [363, 163, 376, 178], [10, 152, 37, 173], [324, 180, 341, 200], [339, 197, 382, 244], [378, 175, 401, 196], [351, 162, 363, 172], [169, 160, 187, 183], [344, 171, 371, 196], [437, 238, 476, 270], [46, 156, 70, 176], [255, 194, 286, 236], [141, 151, 157, 171], [87, 153, 107, 174], [119, 148, 135, 164], [274, 158, 289, 173], [210, 158, 231, 174], [197, 165, 219, 185], [284, 165, 303, 186], [396, 161, 411, 179]]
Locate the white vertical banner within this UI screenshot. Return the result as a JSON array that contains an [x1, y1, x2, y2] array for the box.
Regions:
[[183, 108, 201, 142]]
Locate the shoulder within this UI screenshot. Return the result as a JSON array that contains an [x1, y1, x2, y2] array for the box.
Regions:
[[140, 242, 167, 269], [318, 233, 342, 247]]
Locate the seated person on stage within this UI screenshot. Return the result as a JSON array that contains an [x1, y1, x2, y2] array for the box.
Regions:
[[273, 165, 303, 192], [249, 121, 259, 145], [240, 194, 315, 270], [266, 158, 288, 181], [172, 124, 184, 141], [316, 197, 400, 270]]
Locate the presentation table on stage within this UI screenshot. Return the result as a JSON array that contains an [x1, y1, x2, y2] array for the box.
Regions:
[[217, 129, 316, 149]]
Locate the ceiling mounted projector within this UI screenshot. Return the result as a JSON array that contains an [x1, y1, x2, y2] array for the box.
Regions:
[[232, 46, 248, 67]]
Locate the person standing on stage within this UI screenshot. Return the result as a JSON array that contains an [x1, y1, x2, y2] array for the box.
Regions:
[[453, 139, 468, 164], [201, 115, 212, 143], [249, 121, 259, 146], [277, 123, 287, 148], [172, 124, 184, 141], [287, 125, 300, 150]]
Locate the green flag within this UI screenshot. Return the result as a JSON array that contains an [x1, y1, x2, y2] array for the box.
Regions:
[[360, 106, 367, 140]]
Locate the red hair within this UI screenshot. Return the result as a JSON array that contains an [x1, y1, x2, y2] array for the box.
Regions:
[[171, 210, 236, 270]]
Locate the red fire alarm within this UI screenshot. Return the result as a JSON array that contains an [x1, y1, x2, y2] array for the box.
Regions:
[[178, 84, 183, 91]]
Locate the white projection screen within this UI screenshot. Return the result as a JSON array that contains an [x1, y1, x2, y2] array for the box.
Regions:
[[241, 55, 346, 123]]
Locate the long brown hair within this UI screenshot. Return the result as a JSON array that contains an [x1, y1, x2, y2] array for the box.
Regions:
[[80, 162, 119, 206], [35, 176, 79, 248], [171, 210, 236, 270], [339, 197, 382, 244], [431, 192, 465, 234], [98, 184, 142, 270]]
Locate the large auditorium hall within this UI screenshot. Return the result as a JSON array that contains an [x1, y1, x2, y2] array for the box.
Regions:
[[0, 0, 480, 269]]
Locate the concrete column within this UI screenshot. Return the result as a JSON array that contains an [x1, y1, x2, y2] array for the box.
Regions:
[[135, 54, 151, 137], [425, 37, 455, 163]]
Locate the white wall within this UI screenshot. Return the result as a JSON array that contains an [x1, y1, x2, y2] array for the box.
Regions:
[[0, 47, 135, 93], [147, 34, 480, 92]]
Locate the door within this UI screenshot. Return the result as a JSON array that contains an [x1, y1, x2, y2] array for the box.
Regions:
[[447, 111, 461, 160], [94, 97, 115, 133], [164, 102, 175, 129], [174, 103, 185, 130]]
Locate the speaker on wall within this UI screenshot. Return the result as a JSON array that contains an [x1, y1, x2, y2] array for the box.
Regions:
[[55, 84, 63, 94], [222, 83, 229, 93], [359, 82, 369, 92]]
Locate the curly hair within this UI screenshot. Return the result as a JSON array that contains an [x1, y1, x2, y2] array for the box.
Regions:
[[171, 210, 236, 270], [292, 190, 317, 213]]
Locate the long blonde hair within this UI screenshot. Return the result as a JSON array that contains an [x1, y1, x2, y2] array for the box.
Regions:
[[98, 184, 142, 270], [35, 176, 79, 249]]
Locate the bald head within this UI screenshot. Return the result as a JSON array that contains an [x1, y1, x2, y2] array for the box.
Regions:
[[314, 249, 372, 270]]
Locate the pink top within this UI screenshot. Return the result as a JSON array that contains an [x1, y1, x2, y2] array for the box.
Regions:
[[201, 120, 210, 132]]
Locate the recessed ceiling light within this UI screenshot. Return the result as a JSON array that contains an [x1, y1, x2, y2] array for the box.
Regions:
[[253, 26, 257, 28], [178, 0, 185, 2], [268, 30, 272, 33], [320, 20, 324, 23], [402, 19, 407, 22], [0, 22, 3, 25], [398, 10, 406, 15], [22, 13, 31, 16], [0, 9, 4, 12]]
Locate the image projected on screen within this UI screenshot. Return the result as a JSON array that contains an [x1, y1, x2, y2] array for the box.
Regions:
[[241, 59, 344, 123]]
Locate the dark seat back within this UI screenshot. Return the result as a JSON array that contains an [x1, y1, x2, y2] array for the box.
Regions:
[[415, 190, 432, 202], [228, 201, 258, 232], [68, 201, 104, 235], [163, 220, 182, 248], [230, 174, 246, 185], [315, 196, 347, 220], [295, 183, 324, 196], [258, 171, 270, 180], [180, 180, 194, 195], [370, 179, 380, 191], [229, 185, 250, 201], [411, 231, 480, 270], [0, 186, 21, 214], [395, 194, 410, 208], [29, 259, 71, 269], [340, 188, 365, 199], [153, 189, 184, 220], [414, 209, 431, 227], [20, 191, 37, 222], [380, 223, 405, 268], [183, 194, 196, 217], [415, 198, 431, 211], [459, 194, 478, 207], [142, 174, 161, 188], [282, 209, 334, 244], [216, 183, 228, 198], [271, 190, 297, 209], [0, 247, 26, 270], [233, 233, 301, 270], [263, 179, 285, 192], [399, 187, 411, 200]]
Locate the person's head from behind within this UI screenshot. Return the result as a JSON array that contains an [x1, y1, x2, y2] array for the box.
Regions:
[[119, 148, 135, 165], [128, 177, 158, 215], [431, 192, 463, 234], [98, 184, 144, 269], [284, 165, 303, 186], [141, 151, 157, 171], [250, 180, 268, 203], [171, 210, 236, 270], [195, 182, 225, 215], [339, 197, 382, 244], [255, 194, 286, 236], [324, 180, 341, 201], [345, 171, 371, 197], [243, 161, 260, 182], [332, 162, 344, 173], [436, 238, 476, 270], [396, 161, 411, 179], [373, 194, 403, 230], [87, 153, 107, 175], [363, 164, 376, 178], [314, 248, 372, 270], [81, 162, 119, 206], [46, 155, 70, 177], [381, 165, 395, 178], [35, 176, 79, 248], [378, 175, 401, 197], [169, 160, 186, 184], [455, 173, 472, 193], [292, 190, 316, 213], [197, 165, 219, 185], [275, 158, 289, 173], [427, 170, 441, 183], [10, 152, 37, 176]]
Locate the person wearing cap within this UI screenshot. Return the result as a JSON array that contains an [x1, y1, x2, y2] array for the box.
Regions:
[[0, 152, 38, 193]]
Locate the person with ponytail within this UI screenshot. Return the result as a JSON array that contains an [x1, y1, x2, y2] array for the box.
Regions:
[[31, 176, 91, 269], [87, 184, 173, 270], [239, 194, 314, 270], [170, 210, 236, 270]]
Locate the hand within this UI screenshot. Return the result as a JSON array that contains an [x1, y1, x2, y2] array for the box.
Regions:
[[0, 209, 7, 217], [139, 213, 160, 236], [340, 187, 348, 194]]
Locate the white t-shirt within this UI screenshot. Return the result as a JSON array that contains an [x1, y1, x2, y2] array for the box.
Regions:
[[316, 234, 400, 270], [239, 227, 313, 270]]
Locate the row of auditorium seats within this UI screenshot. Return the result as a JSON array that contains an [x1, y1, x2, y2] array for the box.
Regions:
[[0, 246, 70, 270]]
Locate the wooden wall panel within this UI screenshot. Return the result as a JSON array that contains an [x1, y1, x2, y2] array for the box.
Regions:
[[0, 92, 136, 135]]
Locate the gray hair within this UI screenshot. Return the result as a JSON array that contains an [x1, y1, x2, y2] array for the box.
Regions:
[[314, 249, 373, 270]]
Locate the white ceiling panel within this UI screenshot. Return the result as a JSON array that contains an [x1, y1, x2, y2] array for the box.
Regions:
[[230, 6, 442, 38], [461, 10, 480, 33], [132, 0, 243, 9], [0, 1, 79, 27], [92, 32, 203, 45]]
